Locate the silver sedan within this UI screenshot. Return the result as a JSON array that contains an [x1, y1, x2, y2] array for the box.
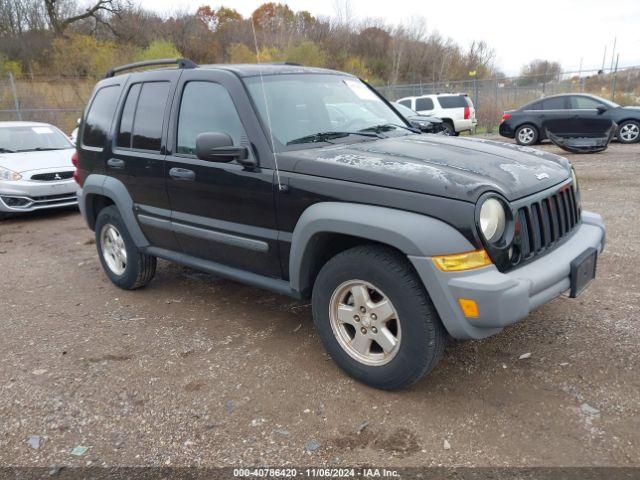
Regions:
[[0, 121, 77, 218]]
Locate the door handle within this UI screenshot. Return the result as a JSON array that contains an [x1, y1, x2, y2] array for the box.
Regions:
[[107, 158, 125, 169], [169, 167, 195, 181]]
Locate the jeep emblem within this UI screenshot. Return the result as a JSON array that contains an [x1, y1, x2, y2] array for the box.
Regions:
[[535, 173, 550, 180]]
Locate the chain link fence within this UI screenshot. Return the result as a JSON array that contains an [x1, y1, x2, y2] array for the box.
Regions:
[[378, 66, 640, 132], [2, 67, 640, 135]]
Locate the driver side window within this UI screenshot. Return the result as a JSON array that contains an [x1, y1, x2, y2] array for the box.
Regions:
[[177, 81, 246, 155]]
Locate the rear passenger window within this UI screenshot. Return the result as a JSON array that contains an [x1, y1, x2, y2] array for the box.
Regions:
[[117, 83, 141, 148], [177, 82, 246, 155], [398, 99, 412, 108], [437, 96, 467, 109], [82, 85, 120, 148], [415, 98, 434, 111], [132, 82, 170, 151], [541, 97, 567, 110]]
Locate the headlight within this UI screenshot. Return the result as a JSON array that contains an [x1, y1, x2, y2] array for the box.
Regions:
[[479, 198, 506, 243], [0, 166, 22, 181]]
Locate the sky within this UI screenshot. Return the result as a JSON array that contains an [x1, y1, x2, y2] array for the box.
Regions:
[[136, 0, 640, 75]]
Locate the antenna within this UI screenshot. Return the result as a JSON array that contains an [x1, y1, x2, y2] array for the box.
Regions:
[[250, 18, 284, 191]]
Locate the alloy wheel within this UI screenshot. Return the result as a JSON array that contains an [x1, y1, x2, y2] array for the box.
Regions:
[[329, 280, 401, 366], [100, 224, 127, 276], [620, 123, 640, 142], [517, 127, 535, 144]]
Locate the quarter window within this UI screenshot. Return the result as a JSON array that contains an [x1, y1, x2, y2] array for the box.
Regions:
[[398, 99, 412, 108], [177, 82, 246, 155], [415, 98, 434, 111], [82, 85, 120, 148], [438, 96, 468, 109]]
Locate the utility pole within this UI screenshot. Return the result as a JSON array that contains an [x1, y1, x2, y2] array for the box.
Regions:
[[578, 58, 583, 93], [611, 54, 620, 101], [600, 46, 607, 73], [609, 37, 617, 74], [8, 73, 22, 121]]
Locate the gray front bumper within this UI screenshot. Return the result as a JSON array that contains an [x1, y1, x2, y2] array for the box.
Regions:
[[410, 211, 606, 340], [0, 179, 78, 213]]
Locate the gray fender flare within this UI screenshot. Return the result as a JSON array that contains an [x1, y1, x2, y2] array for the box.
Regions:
[[79, 174, 149, 248], [289, 202, 474, 294]]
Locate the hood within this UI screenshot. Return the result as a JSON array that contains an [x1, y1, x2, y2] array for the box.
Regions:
[[285, 135, 571, 203], [0, 148, 75, 174], [409, 114, 443, 124]]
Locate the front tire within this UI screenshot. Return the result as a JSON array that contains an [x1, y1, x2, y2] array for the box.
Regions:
[[617, 120, 640, 143], [95, 205, 156, 290], [440, 121, 455, 136], [515, 124, 539, 146], [312, 245, 446, 390]]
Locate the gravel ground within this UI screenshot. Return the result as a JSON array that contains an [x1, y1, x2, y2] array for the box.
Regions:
[[0, 140, 638, 468]]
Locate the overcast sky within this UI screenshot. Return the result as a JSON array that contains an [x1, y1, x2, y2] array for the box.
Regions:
[[136, 0, 640, 75]]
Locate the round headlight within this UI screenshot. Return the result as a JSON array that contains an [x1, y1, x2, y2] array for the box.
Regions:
[[479, 198, 506, 243], [571, 168, 578, 191]]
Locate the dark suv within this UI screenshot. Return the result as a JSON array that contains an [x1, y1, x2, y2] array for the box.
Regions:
[[75, 59, 606, 390]]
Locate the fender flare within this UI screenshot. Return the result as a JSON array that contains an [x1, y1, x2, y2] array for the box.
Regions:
[[289, 202, 474, 294], [79, 174, 149, 248]]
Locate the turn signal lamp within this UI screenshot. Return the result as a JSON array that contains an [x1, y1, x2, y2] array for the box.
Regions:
[[432, 249, 492, 272], [458, 298, 479, 318]]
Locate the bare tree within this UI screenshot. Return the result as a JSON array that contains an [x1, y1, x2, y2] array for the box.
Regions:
[[43, 0, 121, 35]]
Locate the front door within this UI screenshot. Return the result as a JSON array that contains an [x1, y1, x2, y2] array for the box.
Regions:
[[164, 71, 281, 278]]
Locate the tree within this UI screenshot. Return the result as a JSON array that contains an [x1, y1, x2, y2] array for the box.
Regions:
[[286, 40, 325, 67], [519, 59, 562, 85], [43, 0, 121, 35], [137, 40, 181, 61], [227, 43, 255, 63]]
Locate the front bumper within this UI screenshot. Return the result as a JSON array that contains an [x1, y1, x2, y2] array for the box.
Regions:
[[0, 179, 78, 212], [409, 211, 606, 340]]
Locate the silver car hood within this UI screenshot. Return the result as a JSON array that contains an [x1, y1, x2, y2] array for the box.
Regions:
[[0, 149, 75, 174]]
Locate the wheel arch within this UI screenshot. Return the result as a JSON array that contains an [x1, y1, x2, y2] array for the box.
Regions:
[[79, 174, 149, 248], [289, 202, 475, 297]]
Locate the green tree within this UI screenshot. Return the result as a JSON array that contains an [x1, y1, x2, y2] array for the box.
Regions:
[[137, 40, 181, 61], [227, 43, 256, 63], [286, 41, 326, 67]]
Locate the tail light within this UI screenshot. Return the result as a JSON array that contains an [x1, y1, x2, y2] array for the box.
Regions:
[[501, 113, 511, 122], [464, 106, 470, 120], [71, 151, 82, 186]]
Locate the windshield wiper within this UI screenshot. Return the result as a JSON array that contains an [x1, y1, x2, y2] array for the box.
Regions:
[[0, 148, 16, 153], [287, 130, 381, 145], [16, 147, 66, 152], [360, 123, 420, 134]]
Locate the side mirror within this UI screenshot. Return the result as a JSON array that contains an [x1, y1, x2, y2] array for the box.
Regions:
[[596, 104, 608, 114], [196, 132, 254, 166]]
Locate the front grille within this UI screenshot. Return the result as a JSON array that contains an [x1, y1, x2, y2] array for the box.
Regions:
[[30, 171, 74, 181], [515, 185, 580, 261]]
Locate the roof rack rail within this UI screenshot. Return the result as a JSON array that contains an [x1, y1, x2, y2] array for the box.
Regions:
[[105, 58, 197, 78], [265, 61, 302, 66]]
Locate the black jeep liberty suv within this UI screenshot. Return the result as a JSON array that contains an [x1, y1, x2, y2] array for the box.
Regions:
[[75, 59, 606, 390]]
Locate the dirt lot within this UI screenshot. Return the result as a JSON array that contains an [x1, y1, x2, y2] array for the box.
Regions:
[[0, 140, 638, 468]]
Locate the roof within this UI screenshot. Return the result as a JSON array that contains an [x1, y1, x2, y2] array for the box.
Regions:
[[191, 63, 348, 78], [0, 121, 52, 128]]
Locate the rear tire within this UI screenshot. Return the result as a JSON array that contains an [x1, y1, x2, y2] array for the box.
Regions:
[[312, 245, 446, 390], [95, 205, 156, 290], [515, 124, 539, 145], [617, 120, 640, 144]]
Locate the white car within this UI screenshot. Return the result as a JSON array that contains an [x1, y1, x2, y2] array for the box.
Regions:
[[396, 93, 477, 135], [0, 121, 78, 219]]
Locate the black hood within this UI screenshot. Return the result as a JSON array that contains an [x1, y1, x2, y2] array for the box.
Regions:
[[284, 135, 571, 203]]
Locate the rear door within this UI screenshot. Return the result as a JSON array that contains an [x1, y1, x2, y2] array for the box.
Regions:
[[110, 71, 180, 250], [163, 69, 281, 277]]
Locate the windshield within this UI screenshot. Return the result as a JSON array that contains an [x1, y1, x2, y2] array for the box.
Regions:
[[394, 103, 417, 117], [244, 74, 410, 151], [0, 125, 73, 153]]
